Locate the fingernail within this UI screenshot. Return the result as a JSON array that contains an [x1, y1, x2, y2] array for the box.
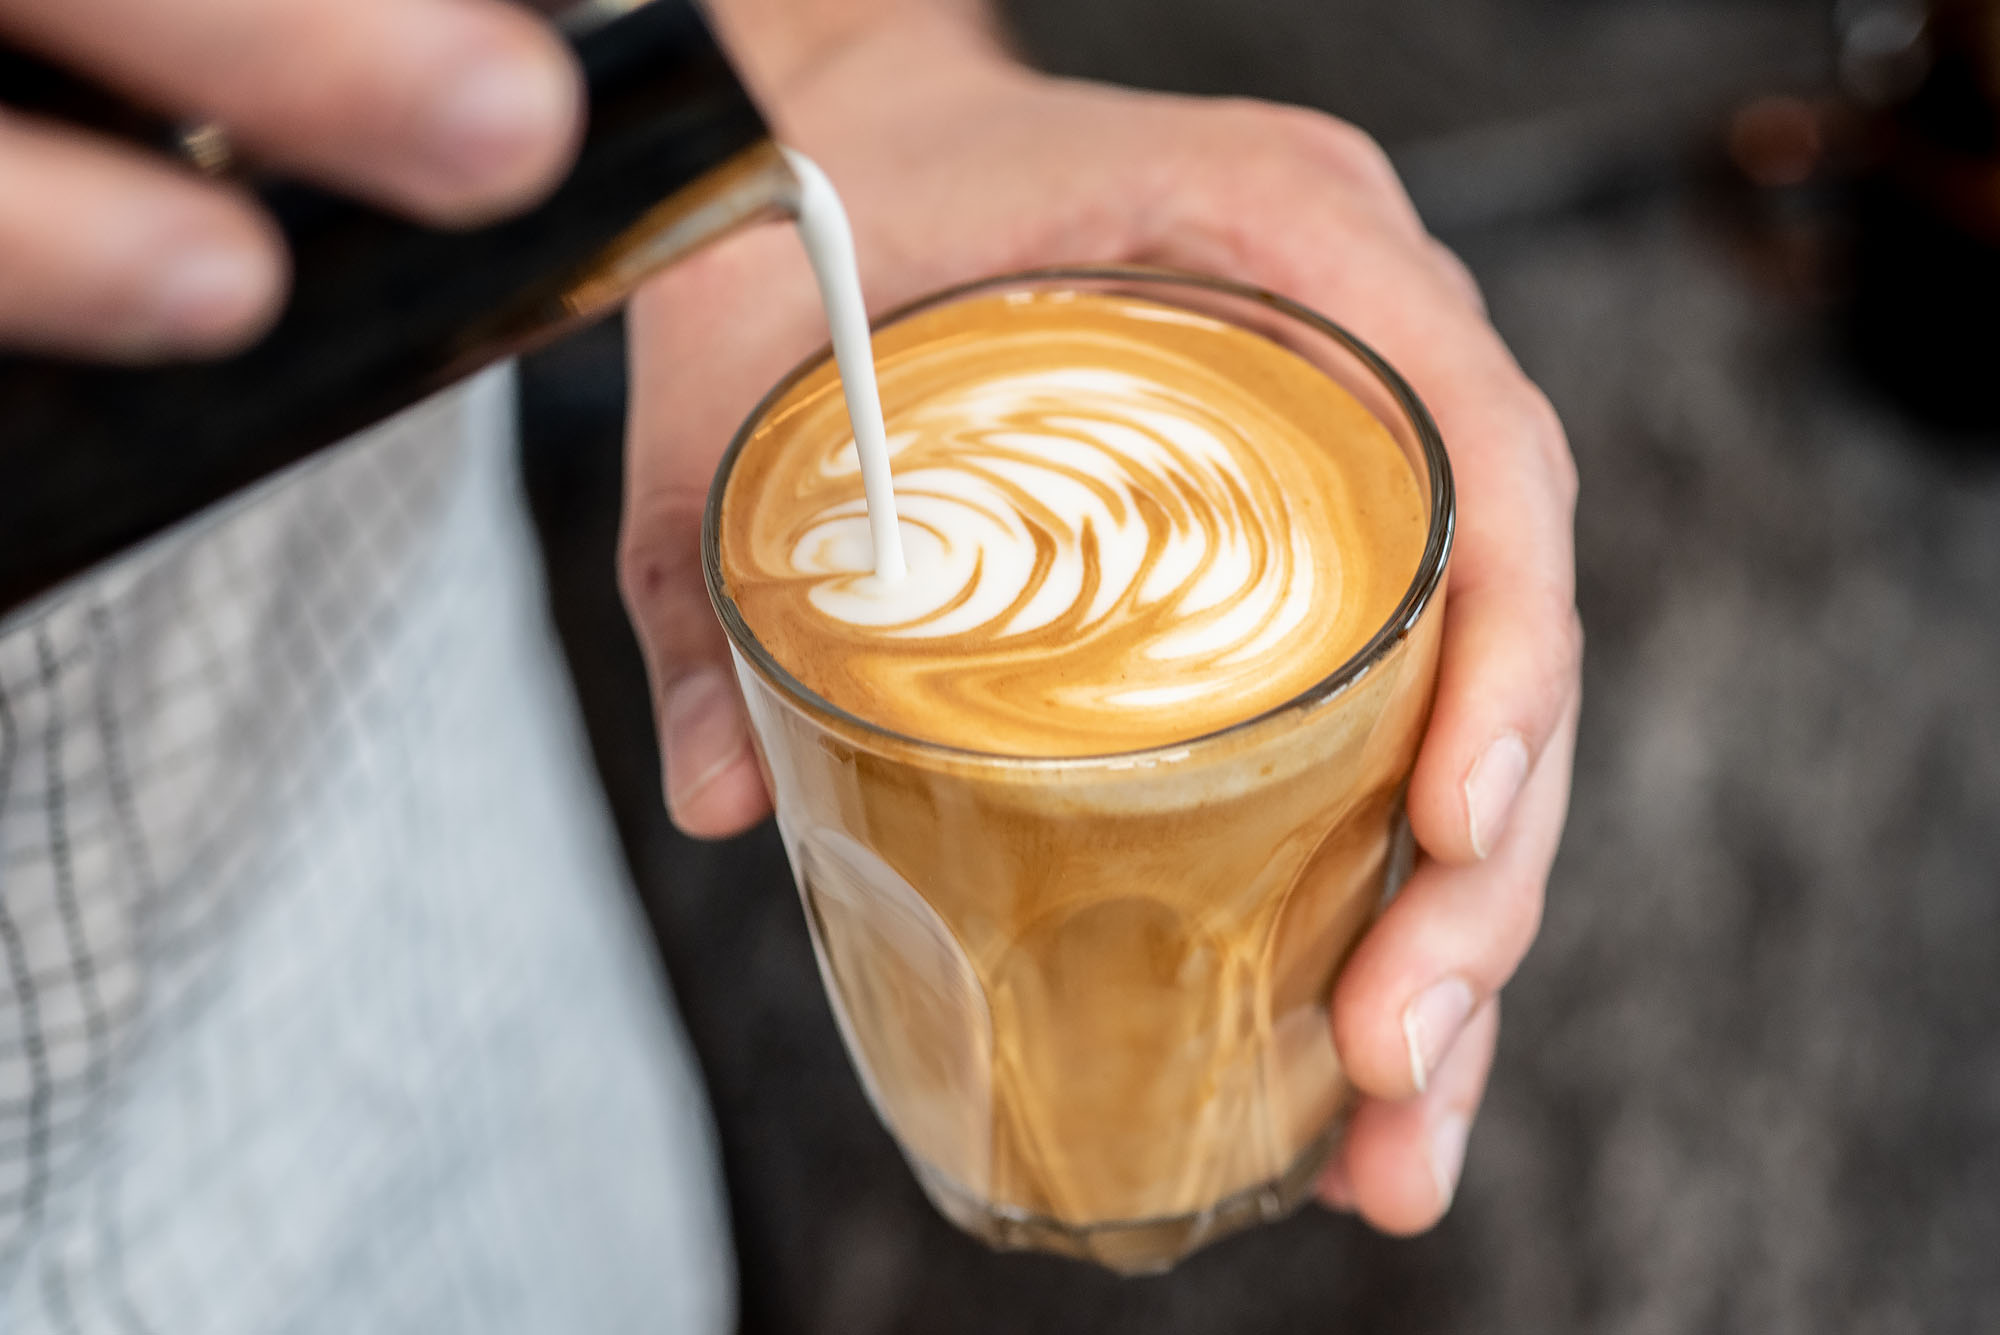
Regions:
[[1428, 1111, 1470, 1213], [425, 44, 578, 192], [1401, 976, 1474, 1094], [150, 243, 273, 345], [665, 668, 748, 811], [1463, 732, 1530, 859]]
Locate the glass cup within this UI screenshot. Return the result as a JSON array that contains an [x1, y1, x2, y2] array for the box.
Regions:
[[703, 267, 1453, 1273]]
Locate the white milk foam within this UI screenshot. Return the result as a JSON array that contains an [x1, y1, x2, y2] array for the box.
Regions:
[[722, 288, 1431, 755], [781, 148, 1319, 684], [782, 361, 1325, 705]]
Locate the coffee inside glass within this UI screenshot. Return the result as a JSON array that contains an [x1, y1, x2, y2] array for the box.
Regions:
[[704, 267, 1453, 1273]]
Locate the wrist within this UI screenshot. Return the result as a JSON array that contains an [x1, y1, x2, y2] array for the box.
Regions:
[[703, 0, 1010, 121]]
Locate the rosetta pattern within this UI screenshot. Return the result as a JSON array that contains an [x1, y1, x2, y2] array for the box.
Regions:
[[725, 292, 1425, 756], [790, 366, 1330, 716]]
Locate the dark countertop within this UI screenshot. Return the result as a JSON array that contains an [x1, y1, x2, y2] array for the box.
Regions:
[[519, 2, 2000, 1329]]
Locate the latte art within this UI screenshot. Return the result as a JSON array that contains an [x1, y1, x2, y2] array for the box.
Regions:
[[723, 291, 1425, 755], [793, 366, 1325, 697]]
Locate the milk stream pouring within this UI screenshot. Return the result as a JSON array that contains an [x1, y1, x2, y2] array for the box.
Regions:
[[0, 0, 904, 621]]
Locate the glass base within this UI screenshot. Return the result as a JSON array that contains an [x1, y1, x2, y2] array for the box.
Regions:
[[905, 1118, 1341, 1276]]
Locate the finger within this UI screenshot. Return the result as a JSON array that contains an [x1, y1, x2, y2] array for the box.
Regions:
[[1426, 237, 1487, 317], [1403, 370, 1581, 864], [1332, 698, 1576, 1101], [1320, 997, 1499, 1235], [1142, 155, 1581, 868], [1294, 264, 1579, 867], [1294, 235, 1578, 867], [0, 112, 283, 356], [620, 223, 825, 838], [0, 0, 580, 225]]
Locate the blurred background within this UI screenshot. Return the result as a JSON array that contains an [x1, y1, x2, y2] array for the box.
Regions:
[[518, 0, 2000, 1330]]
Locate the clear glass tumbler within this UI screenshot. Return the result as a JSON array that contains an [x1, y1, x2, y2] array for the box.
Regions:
[[703, 267, 1454, 1273]]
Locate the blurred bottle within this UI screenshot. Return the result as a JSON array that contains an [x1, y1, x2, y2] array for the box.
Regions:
[[1841, 0, 2000, 432], [0, 0, 798, 619]]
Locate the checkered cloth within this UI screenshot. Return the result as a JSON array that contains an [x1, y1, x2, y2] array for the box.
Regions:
[[0, 369, 734, 1333]]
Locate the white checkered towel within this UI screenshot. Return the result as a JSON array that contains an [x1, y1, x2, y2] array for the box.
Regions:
[[0, 369, 734, 1333]]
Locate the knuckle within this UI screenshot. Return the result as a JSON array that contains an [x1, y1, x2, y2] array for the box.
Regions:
[[614, 489, 703, 618], [1487, 578, 1582, 718], [1278, 106, 1397, 185], [1561, 602, 1586, 675], [1519, 385, 1578, 511], [1427, 238, 1487, 315], [1487, 866, 1549, 978], [1214, 100, 1404, 197], [1533, 591, 1586, 704], [1553, 446, 1581, 514], [613, 535, 660, 620]]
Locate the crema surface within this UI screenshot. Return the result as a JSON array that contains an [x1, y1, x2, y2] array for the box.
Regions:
[[721, 290, 1426, 756]]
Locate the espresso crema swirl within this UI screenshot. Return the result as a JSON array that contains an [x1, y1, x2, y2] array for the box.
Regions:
[[721, 291, 1426, 755]]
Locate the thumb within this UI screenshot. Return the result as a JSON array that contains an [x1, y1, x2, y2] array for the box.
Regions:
[[619, 220, 823, 838]]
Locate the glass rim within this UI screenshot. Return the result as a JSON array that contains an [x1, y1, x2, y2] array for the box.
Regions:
[[702, 263, 1455, 769]]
